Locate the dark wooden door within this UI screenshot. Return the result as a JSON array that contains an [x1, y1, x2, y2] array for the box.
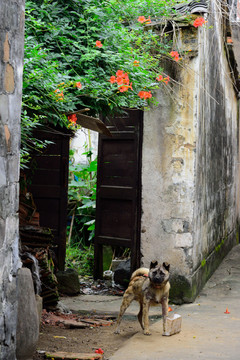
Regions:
[[94, 109, 143, 278], [27, 127, 71, 270]]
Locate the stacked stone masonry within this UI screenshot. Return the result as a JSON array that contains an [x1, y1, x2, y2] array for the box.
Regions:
[[0, 1, 25, 359]]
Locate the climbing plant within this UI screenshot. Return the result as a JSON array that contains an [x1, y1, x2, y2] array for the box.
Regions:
[[22, 0, 207, 166], [23, 0, 175, 121]]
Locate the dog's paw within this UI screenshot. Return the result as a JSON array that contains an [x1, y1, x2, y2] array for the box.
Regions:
[[114, 328, 120, 334], [143, 330, 151, 336]]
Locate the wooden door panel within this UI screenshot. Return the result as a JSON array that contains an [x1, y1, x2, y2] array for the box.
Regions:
[[34, 198, 60, 228], [94, 109, 143, 278], [26, 128, 71, 270], [33, 155, 61, 169], [99, 198, 133, 238]]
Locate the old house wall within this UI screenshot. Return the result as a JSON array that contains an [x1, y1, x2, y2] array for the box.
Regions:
[[141, 1, 239, 303], [192, 0, 238, 295], [0, 1, 25, 358]]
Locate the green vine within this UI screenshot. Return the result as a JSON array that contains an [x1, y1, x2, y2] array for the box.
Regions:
[[21, 0, 207, 167]]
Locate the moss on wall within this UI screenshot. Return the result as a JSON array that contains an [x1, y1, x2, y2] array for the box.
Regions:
[[170, 230, 237, 303]]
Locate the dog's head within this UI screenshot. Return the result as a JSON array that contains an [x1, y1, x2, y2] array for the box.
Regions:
[[148, 261, 170, 288]]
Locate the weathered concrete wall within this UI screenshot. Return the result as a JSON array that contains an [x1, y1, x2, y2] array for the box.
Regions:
[[192, 0, 238, 299], [0, 1, 25, 358], [141, 48, 199, 303], [141, 1, 239, 303]]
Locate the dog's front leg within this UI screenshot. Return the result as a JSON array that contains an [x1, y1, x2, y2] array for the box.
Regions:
[[161, 295, 169, 336], [142, 299, 151, 335]]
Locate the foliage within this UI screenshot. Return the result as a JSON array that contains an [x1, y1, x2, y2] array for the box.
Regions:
[[22, 0, 182, 165], [23, 0, 180, 124], [22, 0, 197, 168], [65, 243, 94, 276], [66, 147, 97, 275], [68, 148, 97, 245], [20, 111, 52, 168], [22, 0, 205, 167]]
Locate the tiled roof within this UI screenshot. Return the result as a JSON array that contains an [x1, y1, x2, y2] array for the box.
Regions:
[[174, 0, 209, 14]]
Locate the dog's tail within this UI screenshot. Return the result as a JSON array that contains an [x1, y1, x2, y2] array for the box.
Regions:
[[130, 267, 149, 280]]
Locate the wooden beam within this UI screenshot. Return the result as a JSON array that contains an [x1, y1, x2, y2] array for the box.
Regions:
[[75, 112, 112, 137]]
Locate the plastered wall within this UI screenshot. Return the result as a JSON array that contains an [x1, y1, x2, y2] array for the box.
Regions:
[[141, 2, 239, 303]]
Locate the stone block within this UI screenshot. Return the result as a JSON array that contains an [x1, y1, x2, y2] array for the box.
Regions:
[[16, 268, 39, 360], [0, 94, 9, 123], [111, 259, 124, 272], [163, 314, 182, 336], [0, 156, 6, 186], [35, 295, 43, 328], [56, 268, 80, 295], [7, 154, 20, 183]]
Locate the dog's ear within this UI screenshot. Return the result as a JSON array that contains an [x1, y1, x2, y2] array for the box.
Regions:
[[150, 260, 158, 269], [163, 262, 170, 272]]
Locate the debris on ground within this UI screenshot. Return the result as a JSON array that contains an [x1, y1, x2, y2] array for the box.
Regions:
[[78, 276, 125, 296], [41, 309, 116, 329], [95, 348, 104, 354], [21, 245, 59, 308], [44, 350, 103, 359], [33, 314, 141, 360]]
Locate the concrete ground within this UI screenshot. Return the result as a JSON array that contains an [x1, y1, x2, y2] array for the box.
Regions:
[[61, 244, 240, 360]]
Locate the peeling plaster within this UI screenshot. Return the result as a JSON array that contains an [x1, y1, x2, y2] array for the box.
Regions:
[[3, 33, 10, 63], [4, 125, 11, 152], [4, 64, 15, 93]]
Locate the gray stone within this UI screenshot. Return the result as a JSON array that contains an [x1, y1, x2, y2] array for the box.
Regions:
[[0, 157, 6, 186], [7, 154, 20, 183], [16, 268, 39, 360], [0, 183, 19, 219], [35, 295, 43, 328], [113, 259, 131, 288], [0, 94, 9, 123], [56, 268, 80, 295], [54, 301, 72, 314], [0, 218, 5, 247]]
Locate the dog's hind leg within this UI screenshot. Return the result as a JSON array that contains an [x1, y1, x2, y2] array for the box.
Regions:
[[114, 291, 135, 334], [142, 299, 151, 335], [137, 303, 144, 330]]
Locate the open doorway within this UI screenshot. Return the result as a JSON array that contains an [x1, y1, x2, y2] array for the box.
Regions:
[[66, 128, 98, 277], [66, 109, 143, 284]]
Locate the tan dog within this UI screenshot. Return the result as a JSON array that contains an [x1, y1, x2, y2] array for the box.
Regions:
[[115, 261, 170, 335]]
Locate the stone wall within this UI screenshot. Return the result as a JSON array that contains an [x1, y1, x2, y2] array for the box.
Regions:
[[0, 1, 25, 358], [141, 1, 239, 303]]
